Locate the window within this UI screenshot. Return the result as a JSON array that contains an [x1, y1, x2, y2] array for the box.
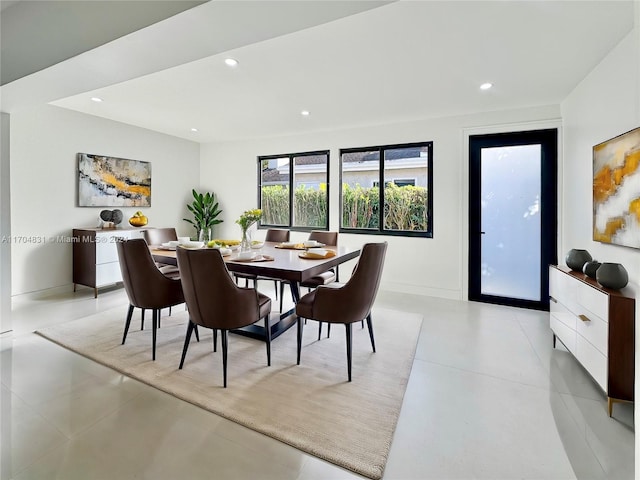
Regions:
[[340, 142, 433, 237], [258, 151, 329, 230]]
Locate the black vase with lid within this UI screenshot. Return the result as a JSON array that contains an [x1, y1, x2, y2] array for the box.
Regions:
[[565, 249, 592, 272], [582, 260, 601, 279], [596, 263, 629, 290]]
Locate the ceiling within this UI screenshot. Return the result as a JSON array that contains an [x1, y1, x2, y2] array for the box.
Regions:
[[2, 1, 635, 144]]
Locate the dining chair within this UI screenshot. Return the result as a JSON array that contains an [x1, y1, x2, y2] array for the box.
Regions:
[[177, 247, 273, 388], [235, 228, 290, 304], [116, 238, 185, 361], [295, 242, 387, 381]]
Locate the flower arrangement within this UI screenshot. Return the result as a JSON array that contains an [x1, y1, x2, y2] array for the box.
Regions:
[[236, 209, 262, 251], [236, 208, 262, 231]]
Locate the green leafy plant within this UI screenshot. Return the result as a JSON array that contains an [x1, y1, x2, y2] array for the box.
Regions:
[[183, 189, 223, 237]]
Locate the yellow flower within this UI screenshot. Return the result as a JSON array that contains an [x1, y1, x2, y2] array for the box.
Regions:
[[236, 209, 262, 230]]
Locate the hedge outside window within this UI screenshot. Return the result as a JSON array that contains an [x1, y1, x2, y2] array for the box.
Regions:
[[258, 151, 329, 230], [340, 142, 433, 237]]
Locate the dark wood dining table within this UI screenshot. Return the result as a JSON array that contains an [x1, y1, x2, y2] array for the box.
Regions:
[[150, 241, 360, 340]]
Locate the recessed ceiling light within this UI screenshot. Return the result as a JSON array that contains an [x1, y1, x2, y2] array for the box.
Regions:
[[301, 110, 310, 116], [91, 97, 103, 102], [224, 58, 239, 67], [190, 128, 198, 132], [480, 83, 493, 90]]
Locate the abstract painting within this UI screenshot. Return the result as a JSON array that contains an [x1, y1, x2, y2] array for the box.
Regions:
[[593, 127, 640, 249], [78, 153, 151, 207]]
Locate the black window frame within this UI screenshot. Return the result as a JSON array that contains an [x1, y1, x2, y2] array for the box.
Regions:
[[339, 141, 433, 238], [257, 150, 330, 232]]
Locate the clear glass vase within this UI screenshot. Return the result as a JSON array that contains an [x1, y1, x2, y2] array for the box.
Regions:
[[240, 228, 251, 252], [198, 227, 211, 243]]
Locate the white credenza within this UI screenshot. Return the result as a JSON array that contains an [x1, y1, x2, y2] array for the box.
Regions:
[[549, 265, 635, 416], [72, 227, 146, 297]]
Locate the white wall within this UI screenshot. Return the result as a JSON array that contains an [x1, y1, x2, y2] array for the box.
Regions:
[[9, 105, 201, 296], [201, 104, 560, 299], [1, 113, 11, 332], [560, 23, 640, 477]]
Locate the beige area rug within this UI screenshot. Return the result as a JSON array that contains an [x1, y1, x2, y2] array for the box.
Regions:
[[36, 306, 422, 479]]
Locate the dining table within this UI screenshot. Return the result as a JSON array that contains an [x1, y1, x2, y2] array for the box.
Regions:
[[149, 241, 361, 340]]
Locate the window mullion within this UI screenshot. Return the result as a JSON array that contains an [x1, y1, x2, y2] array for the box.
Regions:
[[379, 148, 385, 233]]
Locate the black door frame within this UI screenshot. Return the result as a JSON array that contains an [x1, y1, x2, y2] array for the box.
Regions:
[[468, 129, 558, 311]]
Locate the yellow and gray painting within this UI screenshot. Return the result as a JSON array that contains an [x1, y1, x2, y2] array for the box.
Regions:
[[78, 153, 151, 207], [593, 128, 640, 248]]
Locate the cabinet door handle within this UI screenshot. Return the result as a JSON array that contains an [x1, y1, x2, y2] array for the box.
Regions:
[[579, 314, 591, 322], [549, 296, 557, 303]]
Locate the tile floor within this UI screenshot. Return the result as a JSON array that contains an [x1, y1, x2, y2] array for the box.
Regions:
[[1, 286, 634, 479]]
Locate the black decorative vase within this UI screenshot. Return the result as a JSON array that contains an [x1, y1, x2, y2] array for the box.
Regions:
[[582, 260, 601, 279], [596, 263, 628, 290], [565, 249, 592, 272]]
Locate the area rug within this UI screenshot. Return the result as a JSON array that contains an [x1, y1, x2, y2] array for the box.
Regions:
[[36, 306, 422, 479]]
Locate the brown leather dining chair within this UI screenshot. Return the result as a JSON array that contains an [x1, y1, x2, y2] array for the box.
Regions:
[[177, 247, 273, 388], [277, 230, 339, 312], [116, 238, 185, 361], [235, 228, 290, 304], [295, 242, 387, 381], [143, 227, 180, 275]]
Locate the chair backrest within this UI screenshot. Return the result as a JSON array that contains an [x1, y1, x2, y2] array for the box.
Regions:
[[176, 247, 263, 330], [309, 230, 338, 246], [265, 229, 290, 242], [116, 238, 183, 309], [143, 228, 178, 245], [315, 242, 387, 323]]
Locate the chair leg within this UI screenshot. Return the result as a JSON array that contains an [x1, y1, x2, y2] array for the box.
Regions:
[[140, 308, 145, 330], [152, 309, 158, 361], [327, 323, 331, 338], [122, 304, 134, 344], [345, 323, 353, 382], [274, 280, 278, 300], [265, 314, 271, 366], [179, 320, 195, 369], [366, 314, 376, 353], [169, 306, 172, 316], [213, 329, 217, 352], [194, 324, 200, 342], [318, 322, 322, 341], [221, 330, 228, 388], [296, 316, 304, 365]]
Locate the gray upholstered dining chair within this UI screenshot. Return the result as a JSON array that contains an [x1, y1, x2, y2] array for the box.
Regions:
[[295, 242, 387, 381], [177, 247, 272, 388], [116, 238, 185, 361]]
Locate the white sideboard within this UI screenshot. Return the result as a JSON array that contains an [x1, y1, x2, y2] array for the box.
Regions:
[[549, 265, 635, 416], [72, 227, 146, 297]]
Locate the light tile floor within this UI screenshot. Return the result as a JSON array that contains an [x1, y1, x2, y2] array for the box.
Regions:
[[1, 286, 634, 479]]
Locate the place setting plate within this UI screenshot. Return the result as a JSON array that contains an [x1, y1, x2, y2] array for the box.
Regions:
[[229, 254, 274, 263]]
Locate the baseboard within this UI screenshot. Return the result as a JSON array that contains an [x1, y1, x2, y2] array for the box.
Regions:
[[380, 281, 462, 300], [11, 284, 75, 306]]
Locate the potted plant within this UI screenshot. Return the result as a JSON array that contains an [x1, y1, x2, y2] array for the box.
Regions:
[[183, 189, 223, 242]]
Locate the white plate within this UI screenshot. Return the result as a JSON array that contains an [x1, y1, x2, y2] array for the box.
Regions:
[[158, 245, 176, 251]]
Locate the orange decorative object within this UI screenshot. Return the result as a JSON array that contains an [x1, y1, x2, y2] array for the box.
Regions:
[[129, 211, 148, 227]]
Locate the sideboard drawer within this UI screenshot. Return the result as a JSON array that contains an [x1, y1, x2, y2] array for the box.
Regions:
[[575, 311, 608, 356], [96, 262, 123, 287], [576, 334, 608, 392], [577, 282, 608, 323], [550, 299, 576, 331], [551, 315, 576, 354]]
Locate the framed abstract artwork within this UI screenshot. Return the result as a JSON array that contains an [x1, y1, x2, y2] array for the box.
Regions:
[[77, 153, 151, 207], [593, 126, 640, 249]]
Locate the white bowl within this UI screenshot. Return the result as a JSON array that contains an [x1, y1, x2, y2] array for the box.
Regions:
[[182, 241, 204, 249], [219, 247, 232, 256], [177, 236, 190, 245], [251, 242, 264, 249], [303, 240, 320, 247], [237, 251, 257, 260], [167, 240, 180, 247]]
